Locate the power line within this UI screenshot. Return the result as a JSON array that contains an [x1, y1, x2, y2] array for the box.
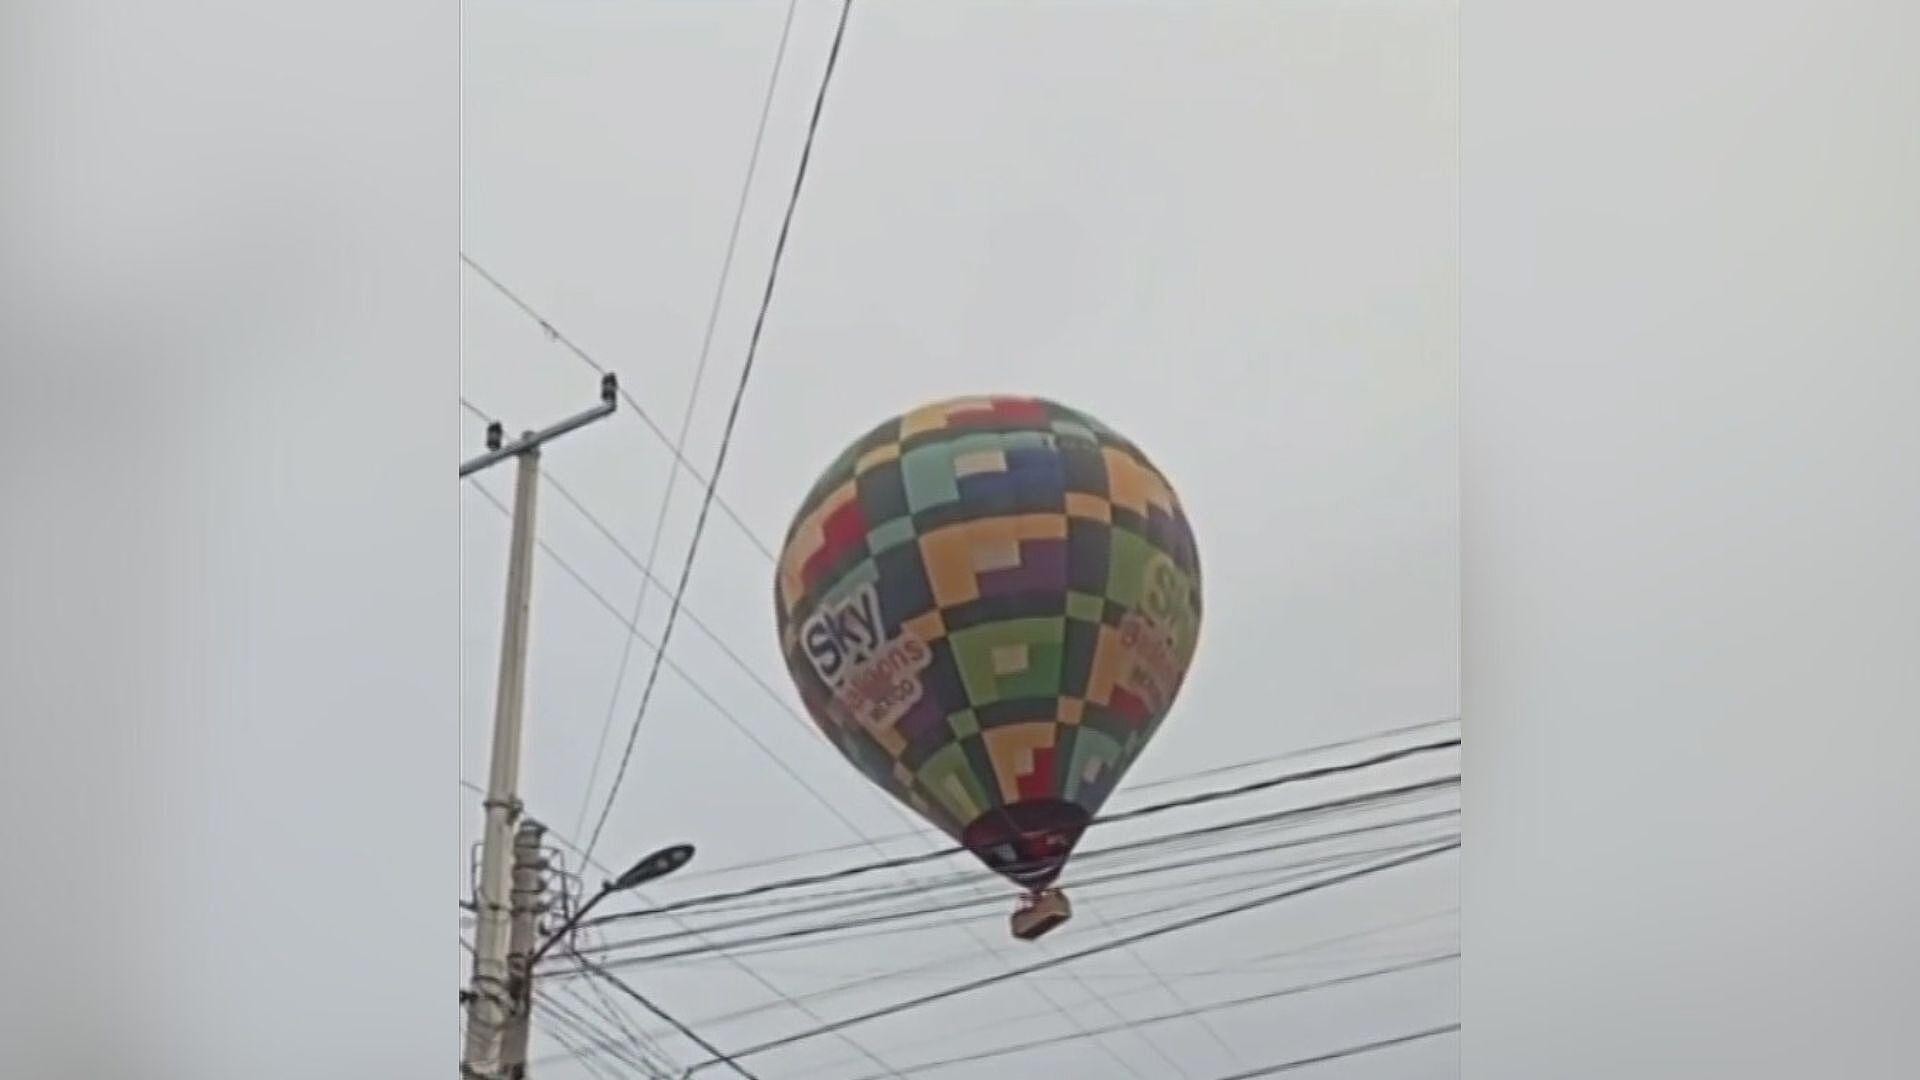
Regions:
[[1206, 1023, 1461, 1080], [1094, 737, 1460, 829], [567, 809, 1459, 961], [529, 464, 919, 831], [557, 983, 677, 1079], [567, 781, 1457, 963], [541, 1023, 640, 1080], [556, 790, 1452, 968], [537, 987, 667, 1078], [648, 718, 1461, 886], [570, 955, 765, 1080], [680, 841, 1460, 1072], [560, 838, 1445, 974], [458, 260, 779, 561], [566, 838, 1449, 982], [542, 1025, 633, 1080], [833, 952, 1461, 1080], [583, 0, 857, 864], [1120, 716, 1460, 797], [568, 943, 683, 1076], [586, 771, 1458, 939], [579, 747, 1460, 929], [574, 0, 806, 844], [561, 790, 1453, 964], [557, 983, 682, 1079], [462, 477, 886, 844], [1059, 722, 1443, 1068], [687, 906, 1460, 1065], [489, 899, 667, 1079], [1078, 894, 1241, 1068]]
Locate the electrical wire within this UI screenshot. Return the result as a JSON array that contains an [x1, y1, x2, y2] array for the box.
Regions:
[[570, 943, 682, 1075], [558, 796, 1456, 967], [579, 751, 1460, 929], [565, 840, 1453, 1053], [561, 840, 1436, 976], [567, 808, 1459, 960], [537, 987, 666, 1078], [632, 717, 1461, 887], [561, 810, 1455, 975], [574, 836, 1452, 977], [679, 841, 1460, 1072], [458, 255, 779, 561], [570, 955, 767, 1080], [1008, 757, 1453, 1070], [1205, 1023, 1461, 1079], [543, 1023, 639, 1080], [1093, 737, 1460, 829], [486, 775, 1455, 978], [1077, 892, 1242, 1067], [1119, 716, 1460, 798], [590, 800, 1451, 938], [457, 729, 1456, 928], [830, 952, 1461, 1080], [584, 0, 858, 864], [526, 462, 946, 844], [463, 477, 889, 845], [574, 0, 806, 844], [559, 982, 677, 1078], [686, 906, 1458, 1062]]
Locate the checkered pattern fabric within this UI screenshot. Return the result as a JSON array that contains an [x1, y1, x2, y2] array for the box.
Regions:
[[775, 395, 1202, 859]]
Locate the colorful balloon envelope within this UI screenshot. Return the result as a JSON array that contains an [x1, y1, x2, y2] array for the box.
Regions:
[[775, 395, 1201, 938]]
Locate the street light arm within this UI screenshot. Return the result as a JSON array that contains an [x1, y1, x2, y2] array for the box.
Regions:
[[528, 883, 613, 970], [529, 841, 695, 968]]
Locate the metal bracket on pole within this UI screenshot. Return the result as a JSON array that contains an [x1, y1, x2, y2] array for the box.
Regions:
[[460, 372, 619, 478]]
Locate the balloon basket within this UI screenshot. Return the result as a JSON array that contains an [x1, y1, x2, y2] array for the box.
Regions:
[[1010, 888, 1072, 941]]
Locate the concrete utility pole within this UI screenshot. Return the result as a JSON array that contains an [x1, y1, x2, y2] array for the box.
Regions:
[[500, 819, 549, 1078], [461, 375, 618, 1080]]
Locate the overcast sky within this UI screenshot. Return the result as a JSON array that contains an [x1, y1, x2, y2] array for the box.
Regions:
[[462, 1, 1458, 1076]]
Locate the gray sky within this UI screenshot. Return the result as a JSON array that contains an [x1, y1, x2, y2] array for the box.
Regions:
[[462, 1, 1457, 1076]]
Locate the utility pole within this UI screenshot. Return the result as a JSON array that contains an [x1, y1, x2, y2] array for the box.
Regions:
[[461, 375, 618, 1080], [500, 819, 548, 1078]]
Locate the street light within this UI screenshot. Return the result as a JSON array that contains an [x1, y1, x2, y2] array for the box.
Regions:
[[529, 842, 694, 968]]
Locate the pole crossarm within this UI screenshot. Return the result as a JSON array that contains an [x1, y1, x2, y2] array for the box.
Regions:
[[460, 373, 618, 478]]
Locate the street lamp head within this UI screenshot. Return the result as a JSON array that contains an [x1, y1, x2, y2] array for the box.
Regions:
[[529, 842, 696, 970], [611, 843, 695, 892]]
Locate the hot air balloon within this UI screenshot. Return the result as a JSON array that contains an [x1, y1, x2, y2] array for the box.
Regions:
[[775, 395, 1201, 940]]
